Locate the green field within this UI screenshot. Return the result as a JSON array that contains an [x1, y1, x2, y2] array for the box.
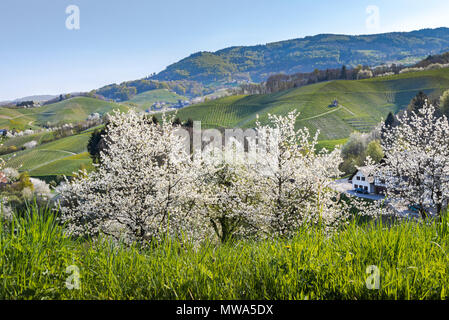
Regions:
[[0, 97, 127, 130], [127, 89, 187, 110], [175, 68, 449, 140], [1, 131, 94, 177], [0, 97, 125, 176]]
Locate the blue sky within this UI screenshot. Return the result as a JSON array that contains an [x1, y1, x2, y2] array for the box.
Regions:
[[1, 0, 449, 101]]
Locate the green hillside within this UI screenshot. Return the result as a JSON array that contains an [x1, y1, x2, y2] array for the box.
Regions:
[[0, 97, 128, 130], [153, 27, 449, 83], [0, 96, 125, 177], [1, 130, 94, 177], [127, 89, 187, 110], [175, 68, 449, 140], [4, 68, 449, 177]]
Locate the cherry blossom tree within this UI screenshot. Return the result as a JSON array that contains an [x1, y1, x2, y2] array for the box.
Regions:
[[195, 142, 266, 243], [58, 108, 355, 245], [58, 110, 203, 245], [254, 111, 347, 236], [380, 103, 449, 219]]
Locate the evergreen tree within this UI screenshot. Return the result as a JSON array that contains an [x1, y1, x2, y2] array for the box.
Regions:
[[184, 118, 194, 128], [384, 112, 396, 128], [407, 91, 428, 113], [381, 112, 397, 142], [172, 117, 182, 126], [87, 128, 107, 164], [340, 65, 347, 79]]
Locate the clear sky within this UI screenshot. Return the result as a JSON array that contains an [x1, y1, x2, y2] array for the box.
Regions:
[[1, 0, 449, 101]]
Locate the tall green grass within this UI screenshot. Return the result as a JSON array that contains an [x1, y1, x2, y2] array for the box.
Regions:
[[1, 205, 449, 300]]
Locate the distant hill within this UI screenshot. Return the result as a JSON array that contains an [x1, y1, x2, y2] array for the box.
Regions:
[[174, 67, 449, 141], [126, 89, 187, 111], [152, 27, 449, 84], [94, 79, 209, 102], [14, 95, 58, 103], [0, 97, 128, 130], [0, 95, 58, 106]]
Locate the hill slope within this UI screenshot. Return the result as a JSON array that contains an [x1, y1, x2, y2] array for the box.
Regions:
[[127, 89, 187, 111], [175, 68, 449, 140], [152, 27, 449, 84], [0, 97, 128, 177], [1, 130, 94, 177], [0, 97, 128, 130]]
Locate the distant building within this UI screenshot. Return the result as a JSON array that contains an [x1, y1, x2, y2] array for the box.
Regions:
[[348, 167, 387, 195], [172, 99, 190, 109]]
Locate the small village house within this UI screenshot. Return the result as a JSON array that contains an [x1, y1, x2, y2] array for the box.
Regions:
[[349, 167, 386, 195]]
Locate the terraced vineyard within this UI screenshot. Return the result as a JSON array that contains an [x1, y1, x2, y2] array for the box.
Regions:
[[344, 118, 379, 133], [176, 68, 449, 140]]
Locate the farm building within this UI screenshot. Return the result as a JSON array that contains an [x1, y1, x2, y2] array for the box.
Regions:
[[348, 167, 387, 195]]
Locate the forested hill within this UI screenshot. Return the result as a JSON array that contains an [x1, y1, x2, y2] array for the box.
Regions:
[[151, 27, 449, 84]]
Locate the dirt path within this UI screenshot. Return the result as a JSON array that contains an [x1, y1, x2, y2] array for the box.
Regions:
[[299, 106, 343, 121], [340, 105, 356, 116], [27, 150, 78, 171]]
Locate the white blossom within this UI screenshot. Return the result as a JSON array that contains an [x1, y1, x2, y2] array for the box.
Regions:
[[58, 110, 203, 245], [58, 109, 360, 245], [254, 111, 348, 236], [194, 141, 266, 242], [3, 167, 19, 181], [30, 178, 52, 200], [380, 103, 449, 218], [24, 140, 38, 149]]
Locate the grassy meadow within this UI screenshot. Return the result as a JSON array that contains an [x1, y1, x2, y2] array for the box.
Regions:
[[1, 205, 449, 300]]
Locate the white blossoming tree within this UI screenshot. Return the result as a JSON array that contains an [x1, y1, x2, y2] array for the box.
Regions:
[[380, 103, 449, 219], [58, 110, 202, 244], [59, 108, 355, 245], [195, 142, 266, 243], [254, 111, 347, 236]]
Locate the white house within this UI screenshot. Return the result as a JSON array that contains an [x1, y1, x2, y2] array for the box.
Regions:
[[349, 167, 387, 195]]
